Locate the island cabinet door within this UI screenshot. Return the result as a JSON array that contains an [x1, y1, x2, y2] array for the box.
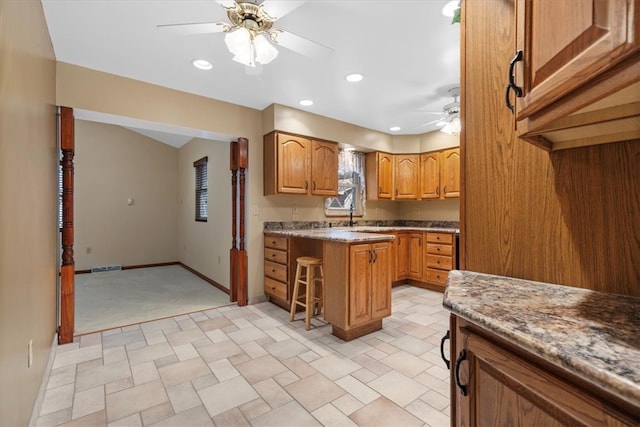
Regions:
[[452, 317, 637, 426], [348, 244, 373, 326], [370, 242, 391, 319]]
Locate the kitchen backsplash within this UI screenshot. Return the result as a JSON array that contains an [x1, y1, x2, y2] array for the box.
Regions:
[[264, 219, 460, 230]]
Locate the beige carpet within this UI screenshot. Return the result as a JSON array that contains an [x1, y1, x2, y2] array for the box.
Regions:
[[75, 265, 231, 335]]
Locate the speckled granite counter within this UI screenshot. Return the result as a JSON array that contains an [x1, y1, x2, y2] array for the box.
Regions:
[[443, 270, 640, 408], [265, 228, 395, 243], [264, 220, 459, 240]]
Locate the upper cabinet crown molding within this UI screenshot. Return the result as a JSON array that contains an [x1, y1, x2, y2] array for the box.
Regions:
[[264, 131, 339, 196], [510, 0, 640, 150]]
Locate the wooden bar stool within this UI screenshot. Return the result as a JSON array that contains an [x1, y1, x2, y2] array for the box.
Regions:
[[289, 256, 324, 330]]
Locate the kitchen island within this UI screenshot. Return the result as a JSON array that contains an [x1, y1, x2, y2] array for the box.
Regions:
[[444, 270, 640, 425], [264, 228, 395, 340]]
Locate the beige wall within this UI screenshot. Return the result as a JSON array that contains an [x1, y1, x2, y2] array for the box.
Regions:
[[74, 120, 179, 270], [178, 138, 231, 288], [0, 1, 58, 425]]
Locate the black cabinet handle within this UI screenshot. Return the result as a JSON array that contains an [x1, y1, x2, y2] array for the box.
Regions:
[[455, 349, 468, 396], [505, 50, 523, 113], [440, 330, 451, 369]]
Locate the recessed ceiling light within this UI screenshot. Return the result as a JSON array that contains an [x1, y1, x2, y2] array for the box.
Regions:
[[299, 99, 314, 106], [345, 73, 364, 82], [192, 59, 213, 70], [389, 126, 401, 132], [442, 0, 460, 17]]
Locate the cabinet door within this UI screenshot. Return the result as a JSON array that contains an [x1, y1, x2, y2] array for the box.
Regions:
[[408, 233, 423, 279], [378, 152, 394, 199], [394, 233, 409, 280], [277, 134, 310, 194], [441, 148, 460, 198], [515, 0, 640, 119], [349, 244, 372, 326], [310, 140, 338, 196], [453, 318, 635, 426], [371, 242, 391, 319], [420, 152, 440, 199], [394, 154, 419, 199]]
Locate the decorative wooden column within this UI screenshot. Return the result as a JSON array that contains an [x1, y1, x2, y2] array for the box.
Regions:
[[230, 141, 239, 302], [59, 106, 75, 344], [236, 137, 248, 306]]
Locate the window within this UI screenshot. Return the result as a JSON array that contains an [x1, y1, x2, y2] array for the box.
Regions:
[[325, 149, 366, 217], [194, 157, 208, 222]]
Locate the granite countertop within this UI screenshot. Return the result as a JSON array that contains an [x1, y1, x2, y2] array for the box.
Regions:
[[264, 221, 459, 242], [265, 228, 396, 243], [443, 270, 640, 408]]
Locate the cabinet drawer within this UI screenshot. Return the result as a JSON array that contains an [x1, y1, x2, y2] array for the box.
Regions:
[[264, 260, 287, 282], [426, 243, 453, 256], [265, 235, 288, 250], [264, 248, 287, 264], [426, 254, 453, 270], [264, 277, 287, 301], [424, 268, 449, 286], [426, 232, 453, 244]]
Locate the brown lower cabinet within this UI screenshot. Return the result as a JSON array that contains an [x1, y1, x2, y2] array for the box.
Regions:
[[264, 233, 393, 340], [393, 231, 456, 290], [324, 241, 392, 341], [449, 315, 638, 426], [263, 234, 322, 310]]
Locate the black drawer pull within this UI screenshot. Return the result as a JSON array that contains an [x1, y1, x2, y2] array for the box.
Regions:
[[440, 330, 451, 369], [455, 349, 468, 396]]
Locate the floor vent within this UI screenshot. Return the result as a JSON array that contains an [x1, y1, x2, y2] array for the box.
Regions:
[[91, 265, 122, 273]]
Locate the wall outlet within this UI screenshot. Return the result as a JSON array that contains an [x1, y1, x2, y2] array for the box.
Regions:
[[28, 339, 33, 368], [86, 247, 92, 254], [252, 205, 259, 216], [292, 206, 298, 214]]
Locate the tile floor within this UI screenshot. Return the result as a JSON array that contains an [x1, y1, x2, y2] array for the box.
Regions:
[[36, 285, 452, 427]]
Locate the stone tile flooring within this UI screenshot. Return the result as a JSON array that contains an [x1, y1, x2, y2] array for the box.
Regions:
[[36, 286, 451, 426]]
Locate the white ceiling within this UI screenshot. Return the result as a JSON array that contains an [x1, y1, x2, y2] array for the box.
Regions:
[[41, 0, 460, 140]]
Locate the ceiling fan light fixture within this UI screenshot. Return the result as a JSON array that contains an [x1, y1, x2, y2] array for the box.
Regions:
[[441, 117, 461, 135], [225, 26, 252, 56], [253, 33, 278, 64]]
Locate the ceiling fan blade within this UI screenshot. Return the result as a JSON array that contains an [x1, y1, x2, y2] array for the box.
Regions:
[[156, 21, 229, 35], [261, 1, 306, 19], [416, 117, 448, 128], [269, 29, 333, 61]]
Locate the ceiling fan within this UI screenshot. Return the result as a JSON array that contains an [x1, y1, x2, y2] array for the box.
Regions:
[[417, 86, 461, 129], [157, 0, 333, 67]]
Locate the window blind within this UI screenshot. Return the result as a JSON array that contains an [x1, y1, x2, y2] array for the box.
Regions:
[[194, 157, 208, 222]]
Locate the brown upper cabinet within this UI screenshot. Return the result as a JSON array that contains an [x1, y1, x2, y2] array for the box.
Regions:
[[441, 148, 460, 198], [394, 154, 419, 199], [365, 151, 394, 200], [510, 0, 640, 150], [419, 151, 440, 199], [264, 131, 338, 196], [367, 148, 460, 201]]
